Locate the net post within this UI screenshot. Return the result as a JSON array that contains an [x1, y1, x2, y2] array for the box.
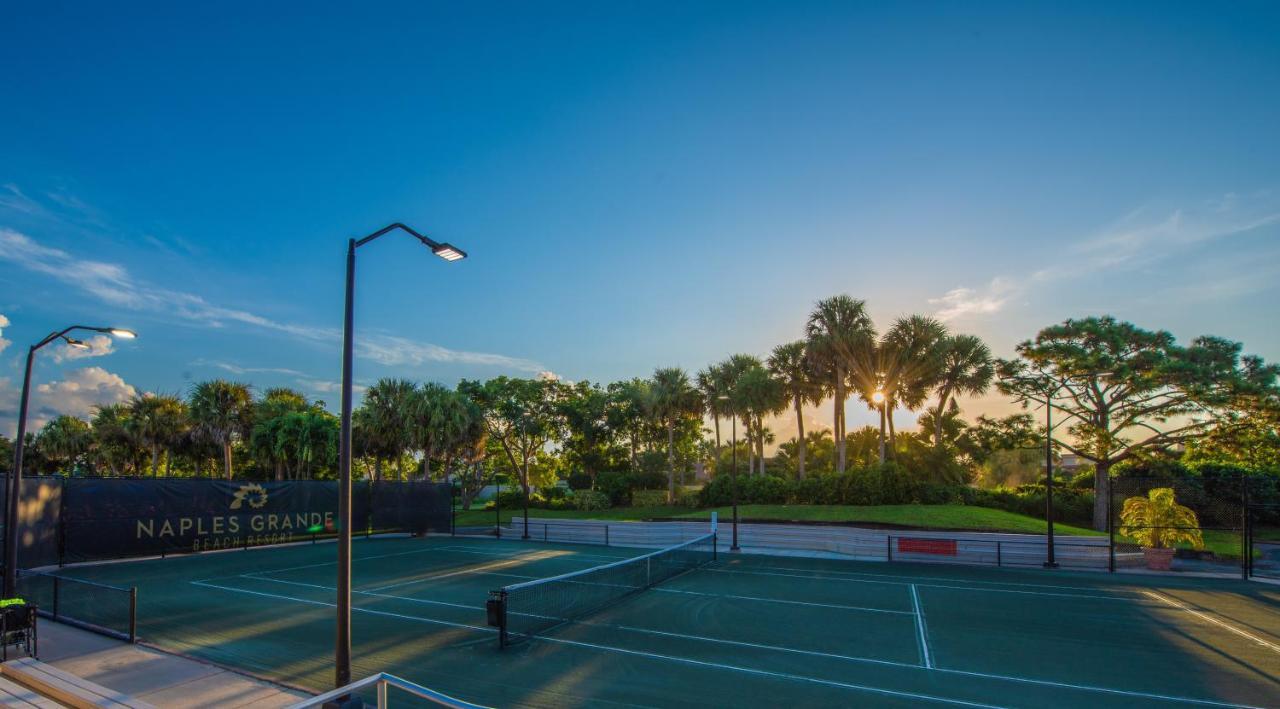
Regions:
[[1241, 476, 1249, 581], [52, 576, 60, 620], [605, 525, 609, 547], [713, 532, 718, 562], [996, 541, 1002, 567], [128, 587, 137, 643], [886, 535, 893, 562]]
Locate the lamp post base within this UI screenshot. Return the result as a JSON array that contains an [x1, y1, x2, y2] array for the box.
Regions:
[[1043, 561, 1059, 569]]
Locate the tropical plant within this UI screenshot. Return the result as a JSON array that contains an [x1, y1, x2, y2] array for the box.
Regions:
[[930, 334, 994, 448], [731, 362, 785, 475], [36, 415, 93, 472], [1118, 488, 1204, 550], [647, 367, 703, 501], [127, 394, 189, 476], [872, 315, 948, 448], [805, 295, 875, 473], [188, 379, 254, 480], [358, 378, 417, 480], [90, 403, 141, 475], [768, 341, 822, 479]]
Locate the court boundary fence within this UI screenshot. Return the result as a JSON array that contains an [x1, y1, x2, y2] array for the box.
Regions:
[[16, 569, 137, 643]]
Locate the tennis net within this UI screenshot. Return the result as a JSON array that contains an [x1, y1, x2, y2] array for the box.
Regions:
[[487, 532, 717, 647]]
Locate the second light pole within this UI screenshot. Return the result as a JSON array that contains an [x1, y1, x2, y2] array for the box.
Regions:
[[718, 395, 739, 551], [335, 224, 465, 691]]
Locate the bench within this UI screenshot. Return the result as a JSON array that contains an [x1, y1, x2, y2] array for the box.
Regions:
[[1, 657, 158, 709], [0, 675, 62, 708]]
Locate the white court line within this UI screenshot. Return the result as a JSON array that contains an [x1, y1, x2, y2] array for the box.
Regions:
[[433, 544, 626, 564], [1142, 590, 1280, 655], [365, 551, 569, 592], [190, 579, 1260, 708], [707, 567, 1141, 601], [734, 562, 1142, 595], [910, 584, 933, 669]]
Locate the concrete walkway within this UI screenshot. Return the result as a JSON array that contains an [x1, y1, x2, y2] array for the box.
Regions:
[[29, 621, 310, 708]]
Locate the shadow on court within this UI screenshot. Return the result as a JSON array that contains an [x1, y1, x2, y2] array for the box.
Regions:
[[48, 535, 1280, 708]]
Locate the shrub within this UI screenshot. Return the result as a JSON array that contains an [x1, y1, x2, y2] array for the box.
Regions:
[[631, 489, 670, 507], [566, 472, 593, 491], [545, 497, 575, 511], [595, 471, 633, 506], [573, 490, 611, 511], [675, 488, 702, 508]]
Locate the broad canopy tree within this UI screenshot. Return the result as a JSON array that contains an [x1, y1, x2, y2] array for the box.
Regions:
[[998, 316, 1279, 530]]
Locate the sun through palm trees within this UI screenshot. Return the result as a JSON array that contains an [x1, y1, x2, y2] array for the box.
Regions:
[[805, 295, 875, 473], [931, 334, 995, 448]]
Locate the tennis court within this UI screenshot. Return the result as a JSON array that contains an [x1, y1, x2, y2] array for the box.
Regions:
[[43, 532, 1280, 708]]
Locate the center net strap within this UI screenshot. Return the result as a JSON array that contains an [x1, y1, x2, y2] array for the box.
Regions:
[[488, 532, 717, 647]]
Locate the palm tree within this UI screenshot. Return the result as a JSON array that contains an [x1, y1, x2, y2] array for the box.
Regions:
[[127, 394, 189, 476], [874, 316, 949, 450], [359, 378, 417, 481], [90, 404, 139, 475], [805, 295, 876, 473], [767, 341, 821, 478], [188, 380, 254, 480], [36, 415, 93, 473], [648, 368, 703, 501], [732, 363, 785, 475], [696, 364, 731, 467], [930, 334, 994, 449]]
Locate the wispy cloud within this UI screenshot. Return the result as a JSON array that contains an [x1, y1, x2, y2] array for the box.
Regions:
[[928, 191, 1280, 321], [929, 277, 1019, 321], [0, 313, 9, 355], [190, 359, 307, 377], [0, 227, 545, 373], [297, 378, 368, 396]]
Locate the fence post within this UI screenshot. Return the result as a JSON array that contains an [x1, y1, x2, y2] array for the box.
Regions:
[[996, 541, 1002, 568], [450, 482, 456, 538], [605, 525, 610, 547], [57, 477, 67, 568], [1107, 477, 1116, 573], [887, 536, 893, 562], [52, 576, 59, 620], [128, 587, 137, 643]]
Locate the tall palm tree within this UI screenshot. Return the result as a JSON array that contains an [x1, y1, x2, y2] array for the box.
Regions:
[[359, 378, 417, 481], [36, 415, 93, 473], [931, 334, 995, 448], [696, 364, 730, 467], [90, 404, 139, 475], [875, 316, 949, 448], [188, 380, 254, 480], [805, 295, 875, 473], [648, 368, 703, 502], [127, 394, 189, 476], [767, 341, 821, 478], [732, 363, 786, 475]]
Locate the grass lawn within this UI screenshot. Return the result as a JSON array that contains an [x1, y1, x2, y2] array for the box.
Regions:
[[455, 503, 1101, 536]]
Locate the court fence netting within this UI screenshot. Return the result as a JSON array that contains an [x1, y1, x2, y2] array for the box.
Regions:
[[14, 569, 137, 642], [486, 531, 717, 647]]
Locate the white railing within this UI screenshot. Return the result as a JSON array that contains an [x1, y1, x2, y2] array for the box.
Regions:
[[287, 673, 489, 709]]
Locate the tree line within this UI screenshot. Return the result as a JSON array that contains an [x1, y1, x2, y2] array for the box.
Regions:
[[5, 295, 1276, 531]]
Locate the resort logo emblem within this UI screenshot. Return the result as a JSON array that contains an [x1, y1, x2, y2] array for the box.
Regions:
[[230, 483, 269, 510]]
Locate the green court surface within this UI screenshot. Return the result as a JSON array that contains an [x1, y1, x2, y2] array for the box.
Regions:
[[49, 535, 1280, 708]]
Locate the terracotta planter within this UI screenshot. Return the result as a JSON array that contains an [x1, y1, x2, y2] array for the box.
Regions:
[[1142, 547, 1176, 571]]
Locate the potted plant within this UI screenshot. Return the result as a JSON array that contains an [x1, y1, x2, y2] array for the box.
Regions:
[[1118, 487, 1204, 571]]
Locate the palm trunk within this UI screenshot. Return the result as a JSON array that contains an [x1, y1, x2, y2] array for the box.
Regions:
[[222, 441, 233, 480], [713, 413, 722, 472], [933, 386, 954, 448], [793, 395, 806, 479], [835, 374, 846, 473], [150, 446, 160, 477], [887, 403, 897, 451], [165, 450, 172, 477], [666, 422, 676, 502], [757, 415, 766, 476]]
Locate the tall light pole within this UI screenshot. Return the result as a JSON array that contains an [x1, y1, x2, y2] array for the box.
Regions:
[[1009, 374, 1067, 569], [718, 395, 739, 551], [4, 325, 136, 598], [336, 224, 465, 690]]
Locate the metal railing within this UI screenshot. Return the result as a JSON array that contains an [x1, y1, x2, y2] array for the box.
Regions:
[[288, 673, 488, 709]]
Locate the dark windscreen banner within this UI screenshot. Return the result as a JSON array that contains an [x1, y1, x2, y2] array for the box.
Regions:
[[372, 481, 452, 535], [59, 479, 449, 563]]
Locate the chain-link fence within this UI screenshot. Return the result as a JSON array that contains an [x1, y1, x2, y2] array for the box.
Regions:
[[1109, 475, 1248, 576]]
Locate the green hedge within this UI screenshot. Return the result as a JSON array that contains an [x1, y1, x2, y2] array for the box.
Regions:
[[699, 466, 1094, 524]]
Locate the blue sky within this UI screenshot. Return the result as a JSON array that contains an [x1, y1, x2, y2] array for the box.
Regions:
[[2, 1, 1279, 436]]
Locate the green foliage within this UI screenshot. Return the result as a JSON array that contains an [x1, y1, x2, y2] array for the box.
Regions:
[[572, 490, 611, 511], [977, 448, 1043, 488], [632, 489, 671, 507], [1119, 488, 1204, 550]]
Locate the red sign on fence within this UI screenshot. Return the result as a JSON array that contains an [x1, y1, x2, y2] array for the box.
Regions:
[[897, 538, 958, 556]]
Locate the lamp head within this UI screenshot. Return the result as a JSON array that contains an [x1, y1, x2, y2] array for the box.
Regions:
[[65, 338, 91, 350], [431, 243, 467, 262], [109, 328, 137, 339]]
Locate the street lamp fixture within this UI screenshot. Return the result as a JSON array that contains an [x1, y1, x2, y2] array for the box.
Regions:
[[334, 223, 465, 691], [4, 325, 137, 598]]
